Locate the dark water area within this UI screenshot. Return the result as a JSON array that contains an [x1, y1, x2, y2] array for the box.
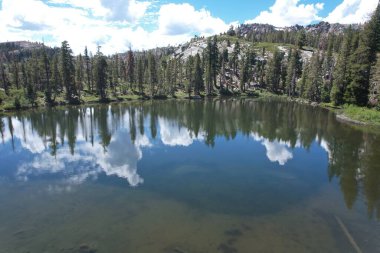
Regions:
[[0, 98, 379, 253]]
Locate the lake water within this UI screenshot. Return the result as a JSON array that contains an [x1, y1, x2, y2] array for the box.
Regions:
[[0, 99, 379, 253]]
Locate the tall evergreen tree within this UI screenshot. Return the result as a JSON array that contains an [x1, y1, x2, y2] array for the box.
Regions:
[[126, 48, 135, 91], [266, 49, 284, 93], [21, 61, 28, 90], [297, 30, 306, 49], [285, 48, 302, 97], [148, 52, 157, 97], [232, 41, 240, 75], [75, 54, 84, 99], [51, 55, 62, 97], [321, 36, 335, 102], [331, 27, 354, 105], [185, 55, 194, 98], [94, 47, 108, 101], [84, 46, 92, 92], [305, 52, 323, 102], [239, 57, 249, 92], [0, 58, 9, 95], [194, 53, 203, 96], [11, 58, 20, 90], [204, 38, 213, 95], [41, 44, 52, 103], [346, 3, 380, 106], [60, 41, 78, 103], [137, 57, 144, 95]]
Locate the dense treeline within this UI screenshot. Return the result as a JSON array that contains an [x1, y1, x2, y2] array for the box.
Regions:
[[0, 4, 379, 109]]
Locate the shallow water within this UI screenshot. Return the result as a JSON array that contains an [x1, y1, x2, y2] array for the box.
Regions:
[[0, 99, 379, 253]]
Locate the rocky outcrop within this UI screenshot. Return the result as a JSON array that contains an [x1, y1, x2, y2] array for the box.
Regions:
[[236, 21, 361, 38]]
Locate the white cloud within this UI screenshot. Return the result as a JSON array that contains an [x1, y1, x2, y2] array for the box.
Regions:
[[159, 117, 204, 146], [325, 0, 378, 24], [245, 0, 324, 27], [101, 0, 151, 22], [46, 0, 109, 16], [47, 0, 151, 22], [158, 3, 229, 36], [0, 0, 230, 54], [252, 133, 294, 166]]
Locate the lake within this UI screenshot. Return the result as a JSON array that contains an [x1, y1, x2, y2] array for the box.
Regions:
[[0, 98, 379, 253]]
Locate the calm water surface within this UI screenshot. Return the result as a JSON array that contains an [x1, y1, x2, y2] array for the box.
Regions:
[[0, 99, 379, 253]]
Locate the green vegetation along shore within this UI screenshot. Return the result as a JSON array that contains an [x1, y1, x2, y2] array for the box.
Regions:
[[1, 87, 380, 128]]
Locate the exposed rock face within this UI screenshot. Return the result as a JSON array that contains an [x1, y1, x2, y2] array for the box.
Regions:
[[236, 21, 361, 38], [0, 41, 52, 59], [0, 41, 44, 51]]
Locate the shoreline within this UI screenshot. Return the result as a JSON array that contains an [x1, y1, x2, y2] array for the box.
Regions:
[[1, 92, 379, 128]]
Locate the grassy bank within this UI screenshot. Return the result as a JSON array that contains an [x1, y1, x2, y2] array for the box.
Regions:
[[339, 104, 380, 125], [320, 103, 380, 126]]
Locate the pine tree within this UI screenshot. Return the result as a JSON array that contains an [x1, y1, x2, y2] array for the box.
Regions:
[[239, 57, 249, 92], [331, 27, 354, 105], [194, 53, 203, 96], [94, 47, 108, 101], [75, 54, 84, 99], [126, 48, 135, 91], [285, 48, 302, 97], [345, 3, 380, 106], [41, 44, 52, 103], [232, 41, 240, 75], [60, 41, 78, 103], [51, 55, 62, 97], [21, 62, 28, 90], [321, 36, 335, 102], [148, 52, 157, 97], [11, 58, 20, 90], [266, 49, 284, 93], [84, 46, 92, 92], [305, 52, 323, 102], [297, 30, 306, 49], [204, 38, 213, 95], [219, 47, 229, 92], [137, 57, 144, 95], [0, 58, 9, 95], [298, 61, 309, 98], [211, 36, 219, 90], [185, 55, 194, 98], [26, 77, 36, 106]]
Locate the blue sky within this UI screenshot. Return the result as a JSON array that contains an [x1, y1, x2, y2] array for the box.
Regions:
[[157, 0, 341, 23], [0, 0, 378, 54]]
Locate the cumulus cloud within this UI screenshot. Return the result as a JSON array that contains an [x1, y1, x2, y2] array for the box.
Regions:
[[325, 0, 378, 24], [159, 117, 204, 146], [245, 0, 324, 27], [0, 0, 230, 54], [158, 3, 229, 36], [100, 0, 151, 22], [252, 133, 295, 166]]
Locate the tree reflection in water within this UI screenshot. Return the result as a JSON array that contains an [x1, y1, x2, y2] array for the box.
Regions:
[[0, 99, 379, 219]]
